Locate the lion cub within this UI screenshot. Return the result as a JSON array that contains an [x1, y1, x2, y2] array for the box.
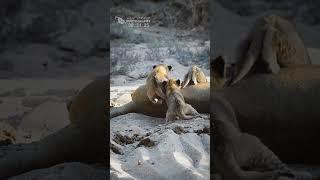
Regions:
[[164, 79, 201, 123], [181, 65, 208, 88], [146, 64, 172, 105]]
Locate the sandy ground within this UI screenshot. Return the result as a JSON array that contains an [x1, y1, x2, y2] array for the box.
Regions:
[[111, 113, 210, 180]]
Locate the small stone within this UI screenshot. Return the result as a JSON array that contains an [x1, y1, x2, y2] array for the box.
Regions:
[[137, 138, 156, 148], [172, 126, 185, 134]]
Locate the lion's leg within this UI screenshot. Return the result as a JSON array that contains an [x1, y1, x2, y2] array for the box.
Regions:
[[178, 107, 197, 120], [192, 71, 198, 85], [179, 112, 194, 120], [262, 25, 281, 74], [184, 104, 201, 118], [165, 111, 176, 123], [155, 89, 165, 104], [240, 133, 294, 179], [212, 97, 293, 180], [214, 143, 280, 180], [214, 143, 243, 180], [147, 89, 158, 104], [110, 101, 137, 118], [181, 72, 191, 88], [231, 25, 266, 85], [215, 131, 291, 180], [248, 134, 313, 179]]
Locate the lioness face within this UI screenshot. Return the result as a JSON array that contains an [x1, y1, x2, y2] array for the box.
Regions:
[[152, 64, 172, 84]]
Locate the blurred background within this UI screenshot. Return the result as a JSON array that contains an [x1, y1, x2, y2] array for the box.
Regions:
[[0, 0, 107, 154], [0, 0, 109, 179], [212, 0, 320, 64]]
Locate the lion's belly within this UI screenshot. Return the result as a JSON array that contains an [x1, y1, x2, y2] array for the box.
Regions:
[[181, 83, 210, 113]]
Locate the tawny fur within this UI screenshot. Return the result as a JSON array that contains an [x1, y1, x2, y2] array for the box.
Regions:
[[181, 65, 208, 88], [211, 63, 320, 163], [67, 76, 106, 131], [229, 14, 311, 86], [146, 64, 172, 105], [164, 79, 201, 123], [212, 96, 299, 180]]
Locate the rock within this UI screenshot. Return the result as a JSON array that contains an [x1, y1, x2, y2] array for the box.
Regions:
[[216, 0, 320, 26], [21, 97, 51, 108], [0, 99, 29, 127], [0, 88, 26, 97], [0, 0, 108, 78], [14, 1, 86, 42], [111, 140, 124, 155], [136, 138, 156, 148], [0, 44, 58, 76], [55, 23, 104, 56], [16, 101, 69, 143], [193, 126, 210, 135], [42, 89, 77, 98], [8, 162, 106, 180], [172, 126, 186, 135]]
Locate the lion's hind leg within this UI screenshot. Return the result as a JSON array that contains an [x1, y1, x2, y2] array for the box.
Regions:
[[214, 141, 283, 180], [182, 104, 202, 119], [262, 25, 281, 74], [182, 69, 192, 88], [231, 24, 266, 86]]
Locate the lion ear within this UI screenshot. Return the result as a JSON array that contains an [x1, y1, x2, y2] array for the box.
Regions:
[[168, 65, 172, 71], [211, 56, 226, 78], [153, 65, 157, 69], [176, 79, 181, 86]]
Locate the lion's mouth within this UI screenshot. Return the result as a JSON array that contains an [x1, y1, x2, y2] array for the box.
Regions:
[[161, 81, 167, 95]]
